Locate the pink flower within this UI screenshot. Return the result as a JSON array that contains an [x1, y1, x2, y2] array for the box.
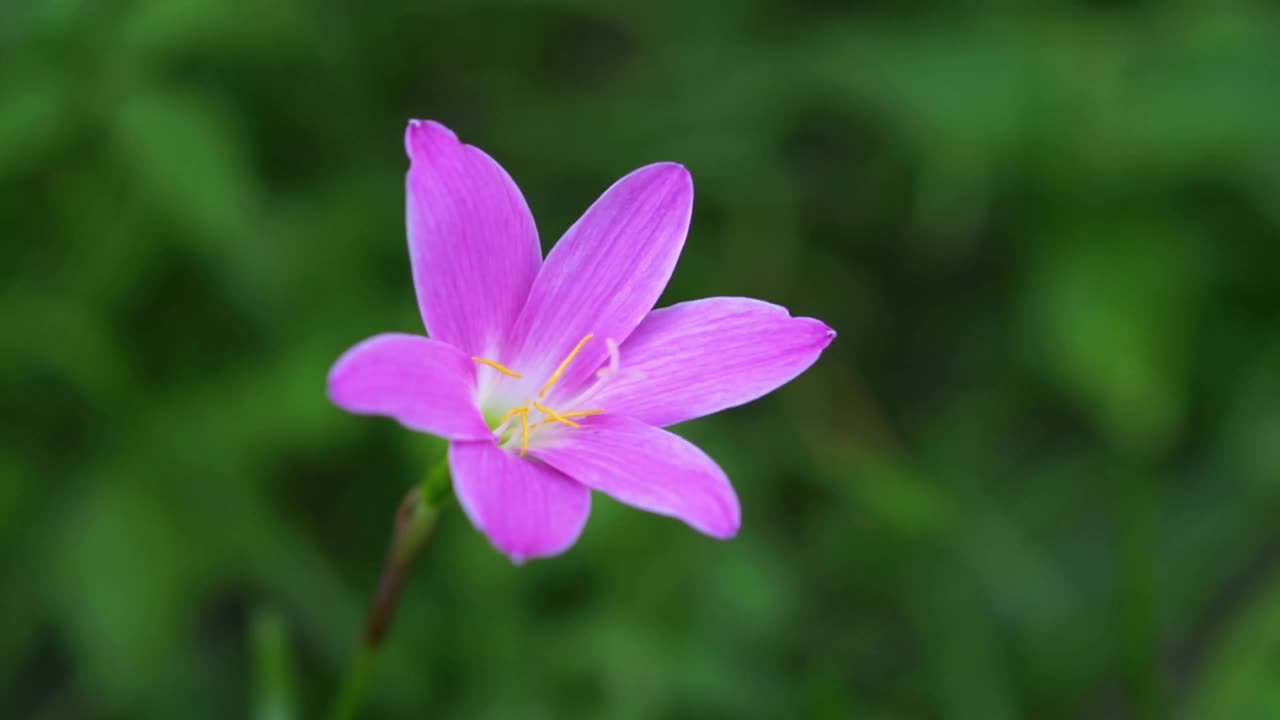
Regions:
[[328, 120, 835, 562]]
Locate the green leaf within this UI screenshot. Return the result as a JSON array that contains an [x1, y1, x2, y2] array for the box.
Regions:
[[1024, 216, 1204, 455]]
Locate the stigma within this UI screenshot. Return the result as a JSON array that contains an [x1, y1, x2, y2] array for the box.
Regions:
[[472, 334, 603, 455]]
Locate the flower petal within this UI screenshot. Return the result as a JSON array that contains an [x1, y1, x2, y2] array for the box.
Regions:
[[449, 440, 592, 562], [506, 162, 692, 398], [406, 120, 541, 357], [530, 415, 740, 539], [591, 297, 836, 426], [327, 333, 491, 440]]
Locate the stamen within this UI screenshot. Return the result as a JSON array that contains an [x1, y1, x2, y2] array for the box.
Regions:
[[483, 337, 606, 454], [539, 334, 594, 398], [533, 401, 582, 428], [494, 404, 527, 431], [519, 406, 530, 456], [472, 357, 523, 378]]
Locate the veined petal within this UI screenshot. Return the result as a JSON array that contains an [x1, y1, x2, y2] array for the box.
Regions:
[[531, 415, 740, 539], [506, 163, 692, 398], [406, 120, 541, 357], [327, 334, 491, 440], [449, 440, 592, 562], [592, 297, 836, 426]]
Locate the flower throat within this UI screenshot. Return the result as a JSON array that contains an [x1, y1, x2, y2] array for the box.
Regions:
[[472, 334, 603, 455]]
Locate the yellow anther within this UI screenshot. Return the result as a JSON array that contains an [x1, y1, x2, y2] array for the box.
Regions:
[[519, 405, 530, 456], [533, 401, 582, 428], [484, 337, 607, 455], [539, 334, 594, 398], [472, 357, 523, 378]]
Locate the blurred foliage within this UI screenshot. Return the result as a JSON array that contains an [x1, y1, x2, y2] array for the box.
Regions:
[[3, 0, 1280, 718]]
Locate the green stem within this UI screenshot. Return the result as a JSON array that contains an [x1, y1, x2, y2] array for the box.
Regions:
[[326, 644, 376, 720], [326, 461, 451, 720]]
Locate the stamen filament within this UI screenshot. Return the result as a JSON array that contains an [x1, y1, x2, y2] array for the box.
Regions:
[[533, 401, 581, 428], [539, 334, 594, 399], [495, 404, 527, 429], [484, 336, 607, 455], [472, 357, 523, 378]]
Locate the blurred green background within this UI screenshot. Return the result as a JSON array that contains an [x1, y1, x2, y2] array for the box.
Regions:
[[4, 1, 1280, 718]]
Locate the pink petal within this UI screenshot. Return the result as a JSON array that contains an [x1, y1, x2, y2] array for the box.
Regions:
[[592, 297, 836, 426], [449, 440, 592, 562], [505, 163, 692, 399], [530, 415, 740, 539], [406, 120, 541, 358], [327, 333, 491, 440]]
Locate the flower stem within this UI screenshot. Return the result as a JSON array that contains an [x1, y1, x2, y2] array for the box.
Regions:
[[326, 644, 375, 720], [326, 461, 450, 720]]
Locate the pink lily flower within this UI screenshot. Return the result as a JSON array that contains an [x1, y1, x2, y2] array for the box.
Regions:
[[328, 120, 835, 562]]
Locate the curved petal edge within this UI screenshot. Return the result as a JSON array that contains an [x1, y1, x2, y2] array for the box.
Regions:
[[506, 162, 693, 398], [591, 297, 835, 426], [405, 119, 542, 357], [449, 440, 592, 562], [531, 414, 740, 540], [327, 333, 491, 440]]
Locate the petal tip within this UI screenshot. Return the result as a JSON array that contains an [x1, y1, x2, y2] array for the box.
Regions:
[[324, 336, 377, 408], [706, 497, 742, 540], [798, 317, 837, 349], [326, 368, 350, 407], [630, 161, 692, 189], [702, 513, 741, 541], [821, 325, 837, 346], [404, 118, 459, 157], [656, 161, 693, 187], [632, 161, 693, 221], [711, 526, 740, 541], [489, 534, 577, 564], [650, 160, 689, 173]]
